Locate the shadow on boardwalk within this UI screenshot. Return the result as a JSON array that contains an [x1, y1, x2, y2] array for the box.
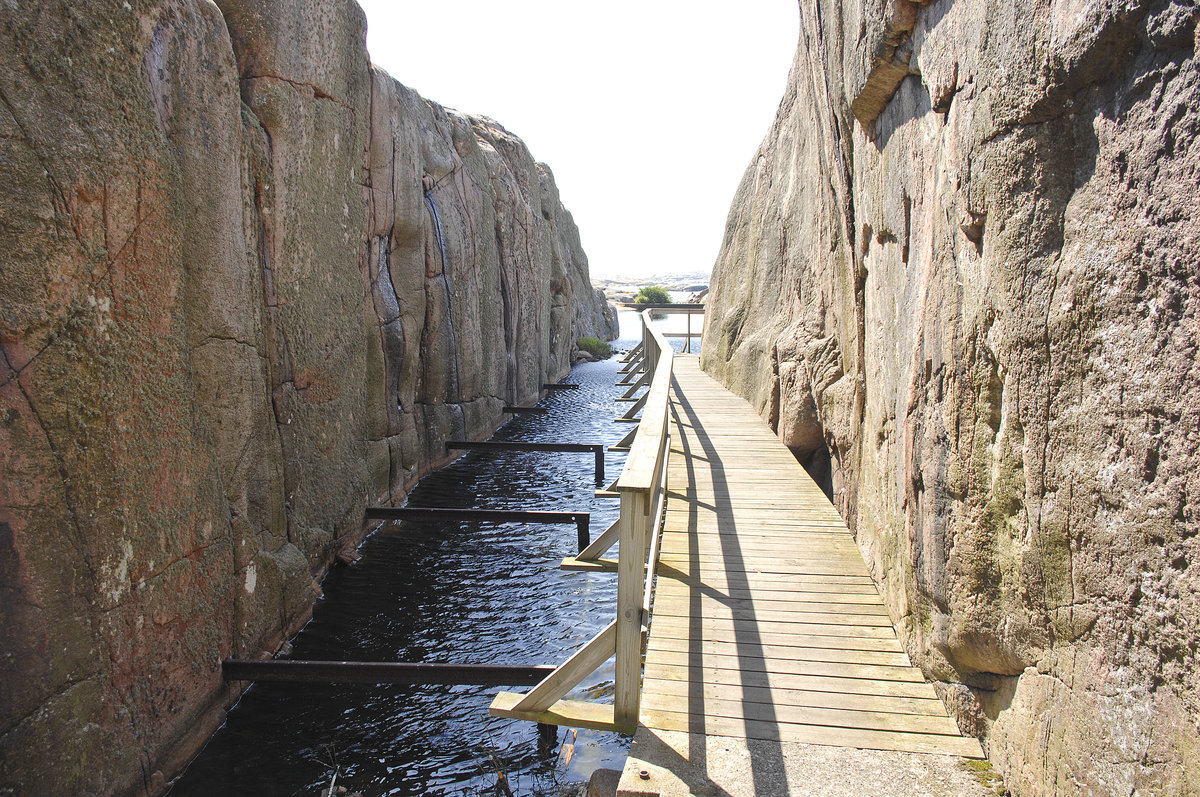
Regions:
[[614, 357, 984, 797]]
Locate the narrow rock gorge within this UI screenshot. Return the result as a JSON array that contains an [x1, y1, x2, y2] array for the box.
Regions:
[[0, 1, 615, 793], [703, 1, 1198, 794]]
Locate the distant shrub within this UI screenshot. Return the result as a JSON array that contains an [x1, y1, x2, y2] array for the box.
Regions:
[[634, 285, 671, 305], [577, 336, 613, 359]]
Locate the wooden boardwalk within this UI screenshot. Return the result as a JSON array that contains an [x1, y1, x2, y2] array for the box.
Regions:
[[618, 357, 982, 795]]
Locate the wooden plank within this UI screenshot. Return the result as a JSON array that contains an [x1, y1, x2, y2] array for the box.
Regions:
[[657, 558, 873, 575], [489, 692, 618, 733], [643, 635, 910, 666], [640, 692, 965, 736], [655, 572, 883, 594], [648, 602, 895, 628], [664, 515, 848, 528], [653, 574, 885, 592], [658, 545, 860, 559], [656, 575, 880, 592], [665, 474, 825, 484], [662, 510, 847, 521], [659, 499, 842, 508], [659, 536, 863, 551], [560, 556, 618, 572], [651, 583, 889, 606], [650, 593, 892, 618], [657, 558, 877, 578], [638, 708, 985, 758], [641, 662, 939, 700], [660, 520, 853, 532], [662, 527, 850, 539], [661, 524, 852, 536], [665, 481, 835, 494], [658, 528, 859, 542], [642, 649, 925, 683], [640, 676, 947, 716], [657, 545, 870, 563], [642, 624, 905, 653], [652, 576, 888, 595], [657, 558, 877, 579]]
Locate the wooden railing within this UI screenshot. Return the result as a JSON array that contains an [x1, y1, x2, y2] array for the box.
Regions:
[[613, 302, 705, 352], [489, 310, 674, 733]]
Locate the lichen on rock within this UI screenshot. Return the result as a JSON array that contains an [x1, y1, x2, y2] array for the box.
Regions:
[[702, 1, 1199, 794], [0, 1, 615, 793]]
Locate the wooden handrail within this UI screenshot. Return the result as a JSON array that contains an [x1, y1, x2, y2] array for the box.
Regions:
[[490, 310, 674, 733], [615, 317, 673, 491]]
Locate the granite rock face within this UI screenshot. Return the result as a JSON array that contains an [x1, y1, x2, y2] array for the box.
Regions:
[[0, 1, 612, 793], [702, 1, 1199, 795]]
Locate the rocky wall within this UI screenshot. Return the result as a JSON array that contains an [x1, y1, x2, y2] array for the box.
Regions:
[[0, 1, 614, 793], [701, 1, 1199, 794]]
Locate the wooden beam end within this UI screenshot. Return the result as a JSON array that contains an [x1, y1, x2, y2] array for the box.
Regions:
[[489, 692, 621, 733], [560, 557, 619, 572]]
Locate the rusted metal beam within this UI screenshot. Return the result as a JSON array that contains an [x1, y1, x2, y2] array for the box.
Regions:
[[446, 440, 605, 482], [222, 659, 555, 686]]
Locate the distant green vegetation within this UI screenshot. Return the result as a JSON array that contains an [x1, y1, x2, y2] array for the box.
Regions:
[[577, 336, 613, 359], [634, 285, 671, 305]]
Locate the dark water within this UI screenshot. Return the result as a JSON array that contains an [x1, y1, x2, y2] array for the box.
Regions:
[[170, 318, 697, 797]]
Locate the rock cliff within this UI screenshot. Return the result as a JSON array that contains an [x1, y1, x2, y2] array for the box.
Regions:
[[0, 1, 614, 793], [703, 1, 1198, 794]]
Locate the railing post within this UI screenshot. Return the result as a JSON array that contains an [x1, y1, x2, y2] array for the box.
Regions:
[[615, 487, 649, 732], [576, 514, 590, 553], [642, 315, 655, 376]]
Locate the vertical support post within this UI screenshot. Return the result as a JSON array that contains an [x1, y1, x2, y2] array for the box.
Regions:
[[641, 314, 656, 376], [537, 722, 558, 755], [685, 312, 692, 354], [594, 446, 605, 484], [576, 515, 590, 553], [615, 488, 648, 732]]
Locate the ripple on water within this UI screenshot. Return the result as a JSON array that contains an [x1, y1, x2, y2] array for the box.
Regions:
[[170, 355, 638, 796]]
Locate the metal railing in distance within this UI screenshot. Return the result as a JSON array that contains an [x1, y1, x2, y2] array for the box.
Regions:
[[489, 310, 673, 734]]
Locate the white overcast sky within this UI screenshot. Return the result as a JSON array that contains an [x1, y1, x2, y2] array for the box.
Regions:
[[355, 1, 798, 281]]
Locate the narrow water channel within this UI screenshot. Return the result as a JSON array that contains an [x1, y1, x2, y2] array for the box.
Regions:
[[170, 314, 699, 796]]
